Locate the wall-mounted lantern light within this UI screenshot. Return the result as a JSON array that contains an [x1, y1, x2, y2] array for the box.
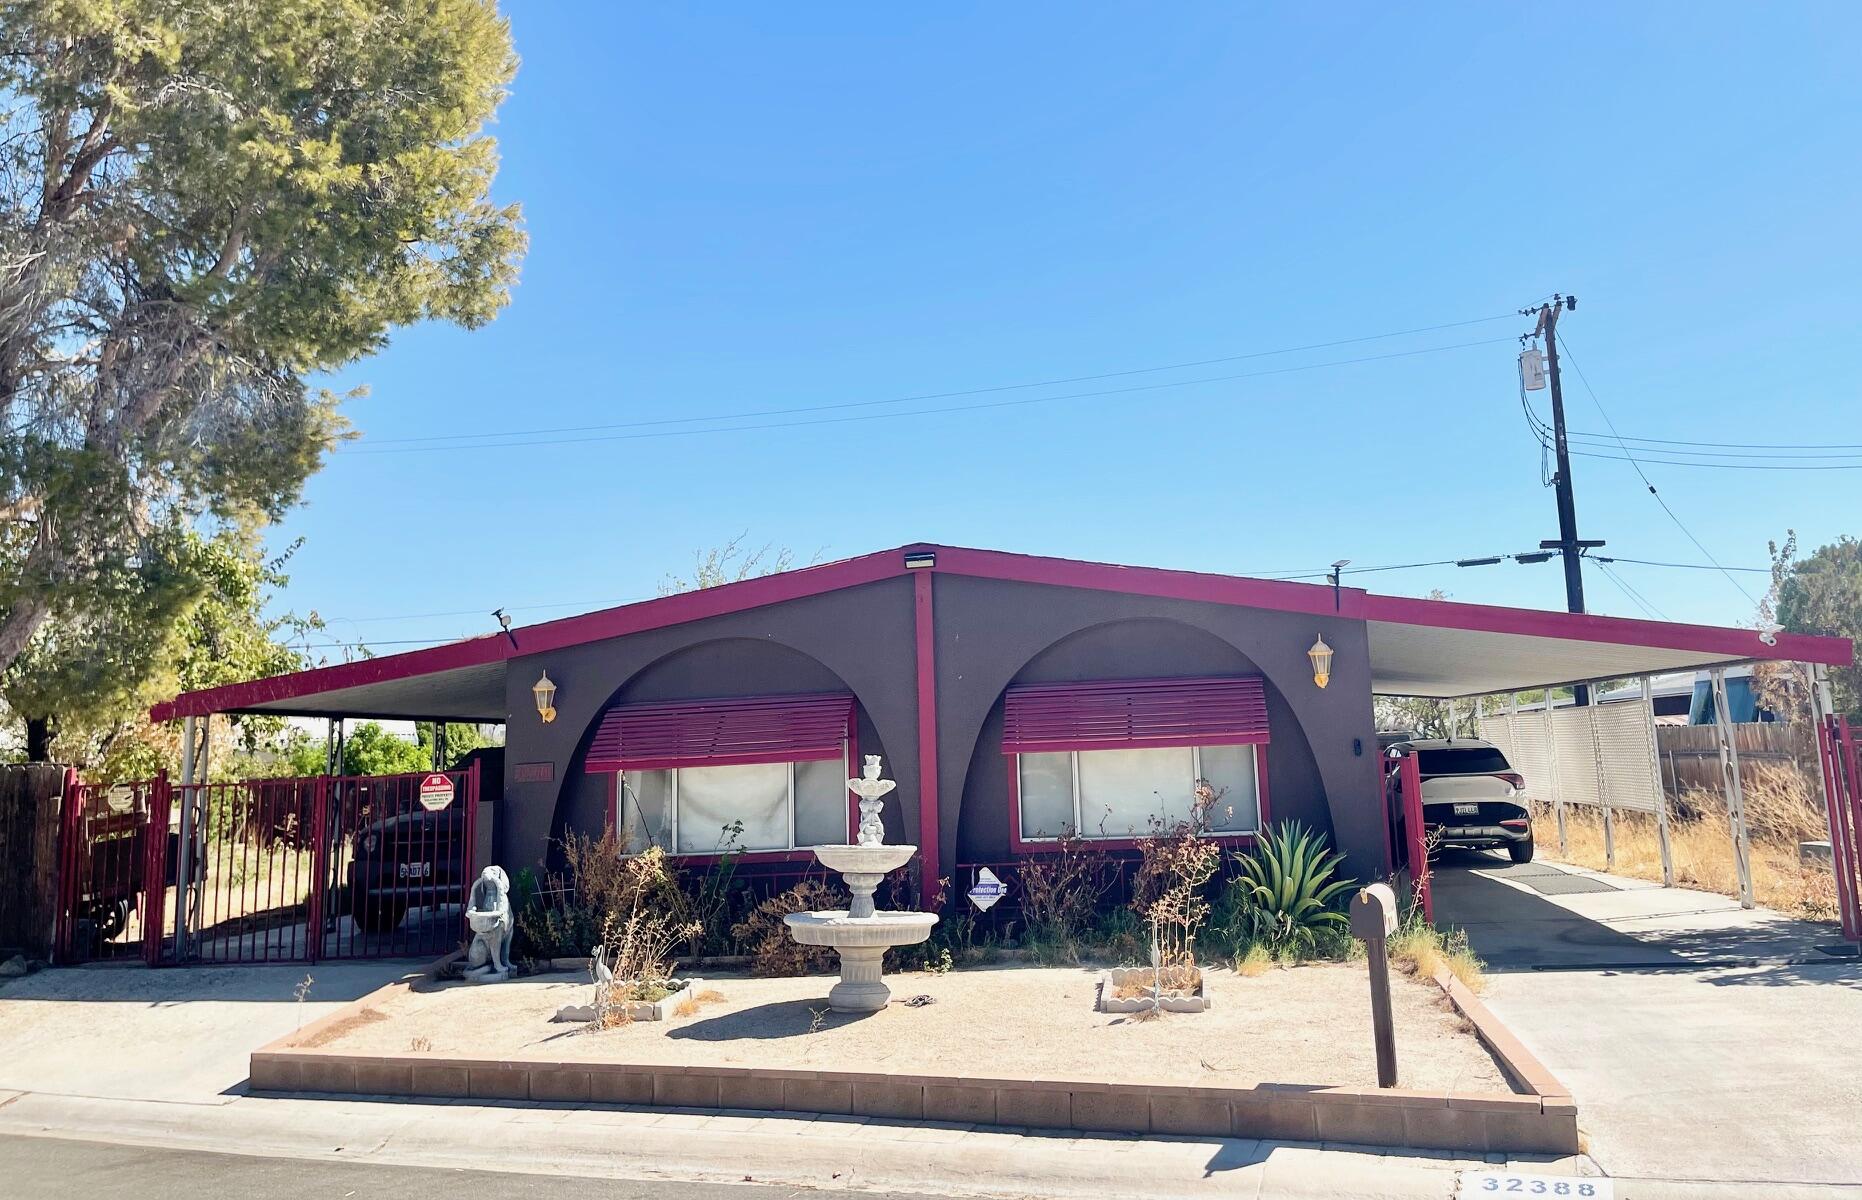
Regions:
[[1308, 635, 1334, 689], [533, 670, 558, 723]]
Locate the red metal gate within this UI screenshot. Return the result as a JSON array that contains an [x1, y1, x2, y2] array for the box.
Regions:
[[54, 773, 173, 965], [55, 762, 479, 966], [1817, 714, 1862, 943], [1386, 750, 1432, 923]]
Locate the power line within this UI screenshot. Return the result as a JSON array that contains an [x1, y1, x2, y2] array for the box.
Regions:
[[344, 336, 1516, 456], [1595, 555, 1769, 573], [1571, 449, 1862, 471], [350, 313, 1518, 452], [1569, 430, 1862, 452], [1553, 333, 1759, 606], [1591, 558, 1671, 621]]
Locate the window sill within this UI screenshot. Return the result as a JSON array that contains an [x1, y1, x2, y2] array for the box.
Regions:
[[1010, 831, 1261, 855]]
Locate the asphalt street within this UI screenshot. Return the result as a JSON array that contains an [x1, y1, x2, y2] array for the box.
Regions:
[[0, 1133, 947, 1200]]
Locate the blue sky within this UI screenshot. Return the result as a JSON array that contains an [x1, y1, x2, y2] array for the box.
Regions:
[[289, 5, 1862, 663]]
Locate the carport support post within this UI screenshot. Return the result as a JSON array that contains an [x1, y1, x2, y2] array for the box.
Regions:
[[1641, 676, 1675, 886], [1588, 692, 1614, 869], [1709, 668, 1756, 908], [1543, 696, 1567, 855]]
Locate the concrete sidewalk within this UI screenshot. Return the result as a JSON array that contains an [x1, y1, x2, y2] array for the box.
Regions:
[[0, 960, 417, 1102]]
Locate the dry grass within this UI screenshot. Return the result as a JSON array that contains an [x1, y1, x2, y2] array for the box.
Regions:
[[1110, 957, 1202, 999], [1388, 922, 1485, 994], [1236, 944, 1273, 977], [1531, 764, 1839, 921], [671, 987, 727, 1018]]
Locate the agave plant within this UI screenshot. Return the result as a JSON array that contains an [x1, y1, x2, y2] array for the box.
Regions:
[[1227, 822, 1356, 954]]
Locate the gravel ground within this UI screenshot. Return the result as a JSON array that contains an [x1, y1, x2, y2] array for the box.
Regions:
[[317, 961, 1513, 1093]]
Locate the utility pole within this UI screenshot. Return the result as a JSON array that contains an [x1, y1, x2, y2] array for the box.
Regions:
[[1522, 294, 1604, 704]]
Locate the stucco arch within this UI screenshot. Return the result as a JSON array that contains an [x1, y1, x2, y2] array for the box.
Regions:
[[544, 636, 903, 862], [948, 616, 1327, 863]]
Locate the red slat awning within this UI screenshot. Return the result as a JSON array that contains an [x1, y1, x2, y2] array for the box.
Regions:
[[1001, 676, 1270, 754], [586, 693, 854, 773]]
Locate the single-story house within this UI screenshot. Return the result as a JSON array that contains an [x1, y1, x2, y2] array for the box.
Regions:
[[150, 543, 1853, 907]]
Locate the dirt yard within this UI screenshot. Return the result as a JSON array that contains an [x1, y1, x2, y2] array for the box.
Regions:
[[316, 961, 1512, 1093]]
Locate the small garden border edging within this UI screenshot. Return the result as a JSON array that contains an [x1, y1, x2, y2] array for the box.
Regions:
[[250, 956, 1577, 1155]]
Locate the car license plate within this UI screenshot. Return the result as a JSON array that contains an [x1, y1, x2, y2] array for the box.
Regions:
[[397, 862, 432, 879], [1453, 802, 1481, 816]]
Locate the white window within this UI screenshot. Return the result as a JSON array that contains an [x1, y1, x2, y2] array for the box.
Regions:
[[618, 748, 849, 854], [1016, 744, 1261, 842]]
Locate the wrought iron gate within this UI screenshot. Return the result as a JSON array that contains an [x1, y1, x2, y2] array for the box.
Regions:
[[1817, 714, 1862, 943], [55, 762, 479, 966]]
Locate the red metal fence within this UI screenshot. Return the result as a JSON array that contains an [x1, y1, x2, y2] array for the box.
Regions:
[[54, 763, 478, 966], [1817, 715, 1862, 943]]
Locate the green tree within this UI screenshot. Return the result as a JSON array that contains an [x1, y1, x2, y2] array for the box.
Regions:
[[0, 527, 318, 769], [0, 0, 525, 676], [1773, 532, 1862, 717]]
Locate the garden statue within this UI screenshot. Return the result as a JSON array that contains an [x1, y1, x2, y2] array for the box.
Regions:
[[847, 754, 897, 847], [462, 865, 513, 983]]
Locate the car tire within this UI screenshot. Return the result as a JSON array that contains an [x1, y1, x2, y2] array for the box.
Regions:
[[1508, 837, 1535, 864], [355, 899, 406, 935]]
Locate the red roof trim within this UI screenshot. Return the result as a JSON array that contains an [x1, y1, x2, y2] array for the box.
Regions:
[[150, 541, 1854, 721], [1361, 592, 1852, 666]]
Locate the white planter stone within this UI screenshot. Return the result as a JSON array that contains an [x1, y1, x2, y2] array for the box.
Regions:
[[1096, 967, 1211, 1013], [553, 978, 702, 1024]]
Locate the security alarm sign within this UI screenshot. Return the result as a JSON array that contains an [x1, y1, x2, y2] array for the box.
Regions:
[[967, 867, 1008, 912], [418, 773, 455, 812]]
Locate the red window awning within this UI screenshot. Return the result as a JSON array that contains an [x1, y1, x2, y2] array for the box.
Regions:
[[586, 693, 854, 773], [1001, 676, 1270, 754]]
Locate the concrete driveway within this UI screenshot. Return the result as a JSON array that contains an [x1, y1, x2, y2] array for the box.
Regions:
[[1433, 850, 1862, 1186], [0, 960, 417, 1103]]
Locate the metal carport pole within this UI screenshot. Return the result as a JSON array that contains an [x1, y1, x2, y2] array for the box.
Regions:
[[1640, 676, 1675, 886], [1709, 667, 1756, 908]]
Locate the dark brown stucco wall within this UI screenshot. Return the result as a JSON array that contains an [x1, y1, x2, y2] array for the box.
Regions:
[[499, 577, 918, 871], [929, 575, 1386, 881], [491, 568, 1387, 888], [954, 617, 1325, 864]]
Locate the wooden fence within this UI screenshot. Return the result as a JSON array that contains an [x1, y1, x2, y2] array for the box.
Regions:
[[0, 764, 69, 959], [1655, 722, 1817, 803]]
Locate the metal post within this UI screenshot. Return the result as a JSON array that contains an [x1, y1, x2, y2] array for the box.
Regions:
[[1544, 694, 1567, 856], [1709, 668, 1756, 908], [175, 716, 197, 961], [1588, 691, 1613, 869], [1641, 676, 1675, 886], [1352, 884, 1400, 1089]]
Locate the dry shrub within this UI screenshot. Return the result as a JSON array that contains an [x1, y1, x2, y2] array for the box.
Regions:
[[1111, 957, 1202, 999], [1533, 770, 1839, 921], [731, 880, 849, 976], [1018, 831, 1114, 941], [671, 987, 728, 1019], [1236, 943, 1273, 977], [520, 825, 692, 958]]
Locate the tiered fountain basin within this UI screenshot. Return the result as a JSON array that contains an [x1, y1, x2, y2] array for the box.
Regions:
[[783, 843, 937, 1012]]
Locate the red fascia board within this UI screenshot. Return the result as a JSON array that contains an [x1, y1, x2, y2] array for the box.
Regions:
[[1363, 592, 1855, 667], [151, 539, 1855, 722], [931, 545, 1359, 617], [149, 547, 908, 722]]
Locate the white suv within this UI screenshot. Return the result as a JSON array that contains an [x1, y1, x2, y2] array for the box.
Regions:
[[1385, 737, 1534, 863]]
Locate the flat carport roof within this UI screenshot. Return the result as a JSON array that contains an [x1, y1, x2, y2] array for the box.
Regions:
[[149, 543, 1853, 722]]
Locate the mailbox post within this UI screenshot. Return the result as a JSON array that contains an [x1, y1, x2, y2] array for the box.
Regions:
[[1351, 882, 1400, 1088]]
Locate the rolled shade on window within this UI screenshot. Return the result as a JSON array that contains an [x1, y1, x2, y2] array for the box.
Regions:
[[1001, 676, 1270, 754], [587, 693, 854, 773]]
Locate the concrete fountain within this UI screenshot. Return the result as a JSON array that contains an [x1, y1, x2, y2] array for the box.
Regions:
[[783, 755, 938, 1012]]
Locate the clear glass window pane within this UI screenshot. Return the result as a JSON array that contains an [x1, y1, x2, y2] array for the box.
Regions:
[[794, 757, 849, 847], [1198, 744, 1261, 832], [619, 770, 672, 852], [1018, 752, 1075, 840], [1077, 747, 1196, 837], [676, 762, 789, 852]]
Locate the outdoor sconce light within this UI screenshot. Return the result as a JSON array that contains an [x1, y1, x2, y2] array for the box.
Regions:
[[533, 670, 558, 723], [1308, 635, 1334, 689]]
